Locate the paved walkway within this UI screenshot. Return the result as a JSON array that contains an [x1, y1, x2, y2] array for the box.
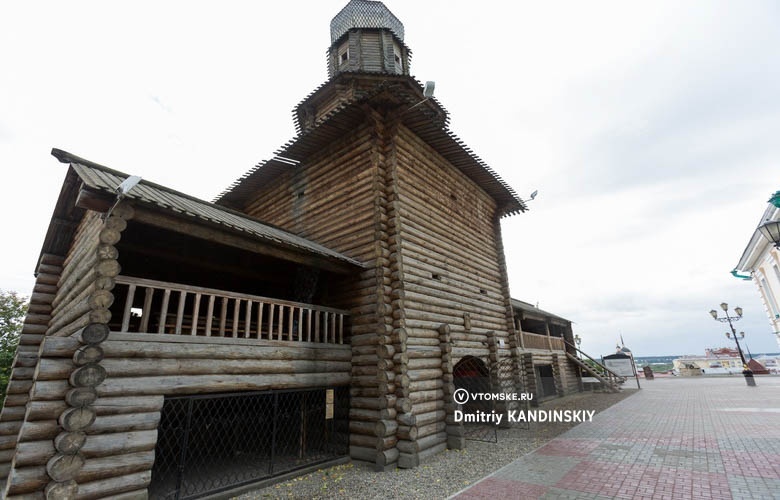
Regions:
[[453, 377, 780, 499]]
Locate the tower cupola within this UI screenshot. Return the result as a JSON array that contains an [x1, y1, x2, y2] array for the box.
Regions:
[[327, 0, 410, 77]]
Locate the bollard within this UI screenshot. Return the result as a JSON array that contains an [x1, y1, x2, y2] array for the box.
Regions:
[[742, 370, 756, 387]]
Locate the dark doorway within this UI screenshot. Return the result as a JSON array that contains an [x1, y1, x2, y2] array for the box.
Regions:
[[536, 365, 557, 397], [149, 387, 349, 499]]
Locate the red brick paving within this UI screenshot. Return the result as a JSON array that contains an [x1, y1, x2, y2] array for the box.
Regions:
[[452, 377, 780, 499]]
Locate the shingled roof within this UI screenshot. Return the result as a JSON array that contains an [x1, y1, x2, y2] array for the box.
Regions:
[[214, 75, 526, 217], [49, 149, 364, 270]]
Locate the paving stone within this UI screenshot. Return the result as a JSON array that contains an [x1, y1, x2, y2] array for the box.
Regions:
[[454, 377, 780, 499]]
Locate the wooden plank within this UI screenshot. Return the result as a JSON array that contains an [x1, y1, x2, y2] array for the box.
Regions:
[[120, 284, 136, 333], [139, 287, 153, 333], [175, 291, 187, 335], [157, 289, 171, 334], [190, 292, 201, 336], [205, 294, 215, 336]]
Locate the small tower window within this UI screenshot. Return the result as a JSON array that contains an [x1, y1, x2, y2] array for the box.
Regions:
[[393, 42, 403, 74], [338, 41, 349, 67]]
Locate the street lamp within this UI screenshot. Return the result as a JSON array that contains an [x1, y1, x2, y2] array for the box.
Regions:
[[574, 334, 582, 348], [758, 220, 780, 248], [709, 303, 755, 386]]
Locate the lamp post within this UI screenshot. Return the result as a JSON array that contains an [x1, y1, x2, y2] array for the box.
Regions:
[[709, 303, 755, 386]]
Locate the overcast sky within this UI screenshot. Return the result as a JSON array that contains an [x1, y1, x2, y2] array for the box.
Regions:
[[2, 1, 779, 356]]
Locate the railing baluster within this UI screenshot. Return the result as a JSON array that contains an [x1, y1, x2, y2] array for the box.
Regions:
[[245, 300, 253, 338], [232, 299, 241, 338], [205, 295, 215, 337], [219, 297, 227, 337], [257, 302, 264, 339], [277, 305, 284, 340], [288, 306, 294, 341], [120, 284, 136, 333], [158, 289, 171, 334], [175, 291, 187, 335], [338, 314, 344, 344], [314, 311, 320, 343], [268, 304, 275, 341], [140, 287, 153, 333], [306, 308, 312, 342], [191, 293, 201, 336], [324, 312, 330, 343], [297, 307, 303, 342]]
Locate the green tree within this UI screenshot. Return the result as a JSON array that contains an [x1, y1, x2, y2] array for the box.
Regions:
[[0, 290, 28, 404]]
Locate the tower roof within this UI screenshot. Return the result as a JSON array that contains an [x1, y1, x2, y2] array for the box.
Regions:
[[330, 0, 404, 43]]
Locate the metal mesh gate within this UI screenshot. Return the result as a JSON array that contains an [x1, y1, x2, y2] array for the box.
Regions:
[[454, 356, 496, 443], [149, 387, 349, 499]]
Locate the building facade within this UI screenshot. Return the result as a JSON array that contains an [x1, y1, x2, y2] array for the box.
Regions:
[[0, 2, 583, 497], [735, 195, 780, 349]]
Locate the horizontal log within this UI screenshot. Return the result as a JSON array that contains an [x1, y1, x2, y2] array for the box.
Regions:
[[416, 410, 446, 427], [5, 464, 47, 495], [76, 470, 152, 500], [41, 336, 351, 362], [0, 420, 22, 436], [88, 413, 160, 434], [36, 358, 352, 381], [417, 421, 447, 440], [76, 450, 154, 484], [349, 445, 376, 463], [410, 389, 443, 404], [376, 447, 399, 467], [14, 440, 57, 467], [375, 419, 397, 437], [99, 372, 352, 397], [19, 420, 60, 442]]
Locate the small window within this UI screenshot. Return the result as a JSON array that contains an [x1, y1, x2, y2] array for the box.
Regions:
[[479, 289, 487, 295], [338, 41, 349, 67], [432, 273, 441, 281]]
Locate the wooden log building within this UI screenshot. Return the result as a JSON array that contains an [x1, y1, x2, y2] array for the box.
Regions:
[[0, 1, 585, 497]]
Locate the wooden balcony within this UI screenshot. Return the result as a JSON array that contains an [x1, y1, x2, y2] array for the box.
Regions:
[[113, 276, 350, 344], [521, 331, 564, 351]]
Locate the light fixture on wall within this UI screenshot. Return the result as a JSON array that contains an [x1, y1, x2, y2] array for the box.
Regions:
[[757, 220, 780, 248]]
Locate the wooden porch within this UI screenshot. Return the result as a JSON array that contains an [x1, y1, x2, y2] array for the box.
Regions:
[[112, 276, 350, 344], [519, 331, 565, 351]]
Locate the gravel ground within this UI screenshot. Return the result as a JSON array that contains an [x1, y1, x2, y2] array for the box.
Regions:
[[234, 389, 636, 500]]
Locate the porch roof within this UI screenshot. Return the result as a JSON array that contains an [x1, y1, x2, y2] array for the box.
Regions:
[[50, 149, 365, 272], [511, 298, 571, 325]]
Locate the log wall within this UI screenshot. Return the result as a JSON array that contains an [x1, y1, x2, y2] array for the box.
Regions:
[[394, 125, 511, 353], [2, 205, 137, 499], [0, 254, 63, 485], [242, 121, 392, 468]]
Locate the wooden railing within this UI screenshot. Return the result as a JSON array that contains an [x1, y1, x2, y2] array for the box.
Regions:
[[114, 276, 350, 344], [564, 339, 626, 389], [521, 331, 565, 351]]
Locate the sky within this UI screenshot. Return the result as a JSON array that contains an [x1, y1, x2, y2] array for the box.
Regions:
[[2, 1, 779, 357]]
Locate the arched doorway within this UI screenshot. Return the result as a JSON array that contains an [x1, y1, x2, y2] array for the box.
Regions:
[[453, 356, 496, 442]]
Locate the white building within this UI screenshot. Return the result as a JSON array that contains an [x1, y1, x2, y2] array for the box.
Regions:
[[735, 192, 780, 349]]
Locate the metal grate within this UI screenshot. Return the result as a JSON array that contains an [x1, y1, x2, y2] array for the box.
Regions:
[[149, 388, 349, 499], [330, 0, 404, 43]]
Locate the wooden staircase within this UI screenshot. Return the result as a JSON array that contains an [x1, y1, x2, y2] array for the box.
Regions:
[[564, 341, 626, 392]]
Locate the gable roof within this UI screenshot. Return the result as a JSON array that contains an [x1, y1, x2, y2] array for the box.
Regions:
[[49, 149, 364, 270]]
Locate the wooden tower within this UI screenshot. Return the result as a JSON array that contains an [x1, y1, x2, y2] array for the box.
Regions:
[[217, 0, 527, 470]]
